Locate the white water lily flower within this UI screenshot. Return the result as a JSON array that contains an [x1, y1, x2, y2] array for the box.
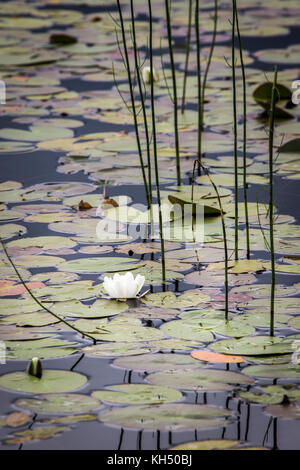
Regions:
[[103, 272, 145, 299], [142, 65, 159, 84]]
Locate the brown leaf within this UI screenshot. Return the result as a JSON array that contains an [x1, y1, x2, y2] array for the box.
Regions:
[[5, 412, 30, 428], [78, 200, 93, 211]]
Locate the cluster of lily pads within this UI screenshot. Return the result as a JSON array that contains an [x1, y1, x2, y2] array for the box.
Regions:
[[0, 0, 300, 450]]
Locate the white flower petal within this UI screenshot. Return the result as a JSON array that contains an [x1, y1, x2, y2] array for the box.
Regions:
[[134, 275, 145, 296]]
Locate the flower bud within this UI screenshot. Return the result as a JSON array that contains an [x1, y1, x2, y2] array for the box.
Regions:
[[142, 66, 159, 84], [26, 357, 42, 379]]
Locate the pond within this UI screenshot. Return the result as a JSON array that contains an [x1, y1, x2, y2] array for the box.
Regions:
[[0, 0, 300, 451]]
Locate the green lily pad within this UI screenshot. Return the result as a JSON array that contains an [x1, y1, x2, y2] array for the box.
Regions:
[[10, 255, 65, 268], [147, 367, 253, 391], [15, 393, 100, 414], [0, 370, 87, 394], [0, 312, 61, 328], [210, 336, 295, 356], [99, 403, 231, 431], [113, 353, 199, 372], [86, 323, 164, 342], [29, 272, 79, 285], [171, 440, 262, 450], [5, 338, 77, 360], [34, 281, 101, 301], [231, 284, 297, 298], [92, 384, 182, 405], [51, 299, 128, 318], [0, 298, 47, 315], [238, 385, 300, 405], [0, 126, 74, 142], [6, 236, 76, 250], [160, 320, 214, 342], [168, 194, 221, 216], [142, 291, 210, 309], [0, 223, 27, 239], [83, 342, 155, 357], [243, 363, 300, 379], [57, 257, 142, 274]]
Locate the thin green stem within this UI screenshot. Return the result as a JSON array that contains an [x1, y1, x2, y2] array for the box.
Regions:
[[130, 0, 152, 205], [0, 236, 97, 344], [235, 0, 250, 259], [195, 0, 202, 170], [181, 0, 193, 114], [269, 65, 278, 337], [232, 0, 239, 260], [116, 0, 150, 207], [165, 0, 181, 186], [200, 0, 218, 132], [199, 164, 229, 320], [148, 0, 166, 284]]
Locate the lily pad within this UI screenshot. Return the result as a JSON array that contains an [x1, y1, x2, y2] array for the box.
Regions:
[[160, 320, 214, 342], [57, 257, 143, 274], [92, 384, 182, 405], [147, 367, 253, 391], [238, 385, 300, 405], [5, 338, 77, 360], [15, 393, 100, 414], [142, 291, 210, 309], [113, 353, 199, 372], [83, 342, 155, 357], [210, 336, 295, 356], [99, 403, 231, 431], [243, 363, 300, 379], [0, 370, 87, 394], [51, 299, 128, 318]]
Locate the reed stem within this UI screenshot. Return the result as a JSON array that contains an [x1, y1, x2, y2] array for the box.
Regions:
[[130, 0, 152, 205], [148, 0, 166, 283], [181, 0, 193, 115], [195, 0, 202, 170], [165, 0, 181, 186], [199, 165, 229, 320], [232, 0, 239, 260], [116, 0, 150, 207], [269, 65, 278, 337], [235, 0, 250, 259], [200, 0, 218, 136]]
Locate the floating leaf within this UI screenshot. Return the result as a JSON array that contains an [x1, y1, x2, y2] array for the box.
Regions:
[[147, 367, 253, 391], [191, 351, 244, 363], [58, 257, 142, 274], [171, 440, 263, 450], [160, 320, 213, 342], [210, 336, 295, 356], [51, 299, 127, 318], [5, 412, 30, 428], [3, 426, 69, 445], [113, 353, 198, 372], [83, 342, 154, 358], [5, 338, 77, 360], [99, 403, 231, 431], [15, 394, 100, 414], [243, 363, 300, 379], [92, 384, 182, 405], [142, 291, 210, 309], [0, 370, 87, 394], [238, 385, 300, 405]]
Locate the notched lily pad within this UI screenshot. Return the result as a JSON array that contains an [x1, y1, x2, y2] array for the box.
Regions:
[[99, 403, 232, 431], [92, 384, 182, 405]]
